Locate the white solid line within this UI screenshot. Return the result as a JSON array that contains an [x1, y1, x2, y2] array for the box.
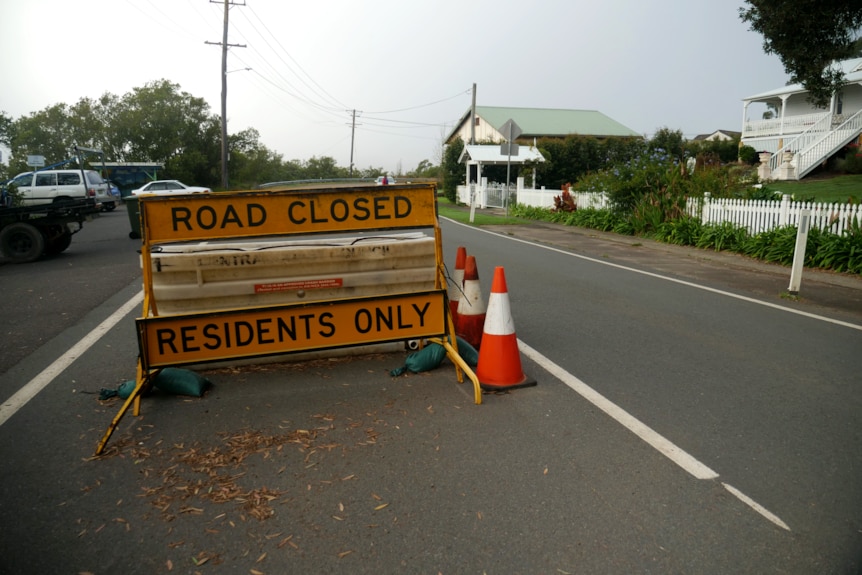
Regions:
[[0, 290, 144, 427], [517, 338, 792, 530], [723, 483, 791, 531], [440, 217, 862, 332], [516, 338, 720, 481], [447, 218, 798, 528]]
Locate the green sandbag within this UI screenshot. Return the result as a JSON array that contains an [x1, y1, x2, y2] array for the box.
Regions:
[[390, 343, 447, 376], [153, 368, 211, 397], [98, 380, 138, 400], [456, 336, 479, 367]]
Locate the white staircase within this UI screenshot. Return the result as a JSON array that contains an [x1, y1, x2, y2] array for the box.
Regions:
[[769, 109, 862, 180]]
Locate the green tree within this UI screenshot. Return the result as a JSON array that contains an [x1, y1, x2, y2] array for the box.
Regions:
[[409, 159, 440, 179], [229, 128, 287, 188], [113, 80, 217, 164], [8, 104, 78, 172], [303, 156, 349, 180], [536, 135, 644, 190], [740, 0, 862, 106], [0, 111, 12, 147], [441, 138, 464, 202], [648, 127, 686, 160]]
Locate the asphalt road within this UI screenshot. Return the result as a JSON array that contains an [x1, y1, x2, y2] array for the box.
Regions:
[[0, 202, 860, 574]]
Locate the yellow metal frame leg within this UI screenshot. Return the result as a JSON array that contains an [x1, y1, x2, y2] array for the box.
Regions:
[[94, 359, 151, 455]]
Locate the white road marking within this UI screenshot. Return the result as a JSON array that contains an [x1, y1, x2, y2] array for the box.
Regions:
[[441, 218, 798, 530], [0, 290, 143, 427], [518, 338, 791, 531], [722, 483, 791, 531], [516, 339, 719, 481]]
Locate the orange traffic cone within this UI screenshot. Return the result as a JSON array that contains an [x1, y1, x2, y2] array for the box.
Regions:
[[475, 267, 536, 391], [448, 246, 467, 322], [456, 255, 486, 349]]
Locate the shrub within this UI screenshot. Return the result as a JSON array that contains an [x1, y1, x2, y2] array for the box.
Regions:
[[807, 222, 862, 273], [738, 145, 758, 165], [738, 225, 797, 264], [696, 222, 748, 252], [552, 189, 577, 212], [835, 144, 862, 175], [654, 216, 703, 246], [510, 203, 552, 221]]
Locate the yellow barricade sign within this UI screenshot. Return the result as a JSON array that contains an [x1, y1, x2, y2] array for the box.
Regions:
[[138, 291, 447, 369], [95, 184, 482, 457], [140, 185, 438, 243]]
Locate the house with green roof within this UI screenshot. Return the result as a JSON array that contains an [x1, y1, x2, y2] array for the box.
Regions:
[[445, 106, 641, 146]]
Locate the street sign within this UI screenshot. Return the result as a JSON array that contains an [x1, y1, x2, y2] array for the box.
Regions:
[[499, 119, 522, 141], [500, 143, 520, 156], [27, 155, 45, 168]]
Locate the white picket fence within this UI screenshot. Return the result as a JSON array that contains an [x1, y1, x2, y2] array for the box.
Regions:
[[456, 183, 861, 236], [565, 191, 861, 236]]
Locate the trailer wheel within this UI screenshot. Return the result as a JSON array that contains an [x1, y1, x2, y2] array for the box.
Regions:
[[45, 230, 73, 255], [0, 222, 46, 263]]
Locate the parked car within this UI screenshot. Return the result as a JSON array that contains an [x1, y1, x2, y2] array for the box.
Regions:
[[8, 169, 108, 207], [130, 180, 212, 196], [107, 180, 121, 201], [375, 176, 396, 185], [95, 177, 119, 211]]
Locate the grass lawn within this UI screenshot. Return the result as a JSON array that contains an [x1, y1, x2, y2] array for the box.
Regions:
[[765, 174, 862, 203], [436, 197, 528, 225]]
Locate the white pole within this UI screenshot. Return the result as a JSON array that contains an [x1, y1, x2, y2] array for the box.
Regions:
[[788, 209, 811, 295]]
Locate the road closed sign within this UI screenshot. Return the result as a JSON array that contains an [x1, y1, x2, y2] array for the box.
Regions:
[[137, 290, 447, 369], [139, 184, 438, 243]]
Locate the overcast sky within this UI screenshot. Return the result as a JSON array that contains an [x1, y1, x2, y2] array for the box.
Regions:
[[0, 0, 790, 173]]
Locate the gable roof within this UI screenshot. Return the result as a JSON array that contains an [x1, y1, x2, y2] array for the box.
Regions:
[[447, 105, 640, 143], [692, 129, 741, 141]]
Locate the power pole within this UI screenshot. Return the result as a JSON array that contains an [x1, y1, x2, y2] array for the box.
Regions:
[[206, 0, 246, 190], [347, 109, 361, 177], [470, 83, 477, 145]]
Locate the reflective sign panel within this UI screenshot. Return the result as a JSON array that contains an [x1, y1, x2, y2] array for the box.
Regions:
[[140, 185, 438, 243], [137, 290, 447, 368]]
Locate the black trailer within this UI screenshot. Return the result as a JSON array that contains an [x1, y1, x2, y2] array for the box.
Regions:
[[0, 199, 98, 263]]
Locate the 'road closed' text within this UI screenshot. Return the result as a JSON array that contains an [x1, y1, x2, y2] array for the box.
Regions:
[[138, 186, 437, 242]]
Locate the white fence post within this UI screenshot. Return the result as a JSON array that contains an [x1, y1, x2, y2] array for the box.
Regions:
[[702, 192, 711, 223], [779, 194, 791, 227]]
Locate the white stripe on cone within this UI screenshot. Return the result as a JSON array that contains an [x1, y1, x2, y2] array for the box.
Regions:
[[483, 291, 515, 336]]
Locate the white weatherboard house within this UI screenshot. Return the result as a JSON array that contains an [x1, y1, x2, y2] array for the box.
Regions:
[[741, 57, 862, 180], [445, 106, 639, 209]]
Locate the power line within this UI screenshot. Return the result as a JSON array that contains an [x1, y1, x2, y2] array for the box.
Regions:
[[363, 88, 473, 115], [241, 5, 348, 111]]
